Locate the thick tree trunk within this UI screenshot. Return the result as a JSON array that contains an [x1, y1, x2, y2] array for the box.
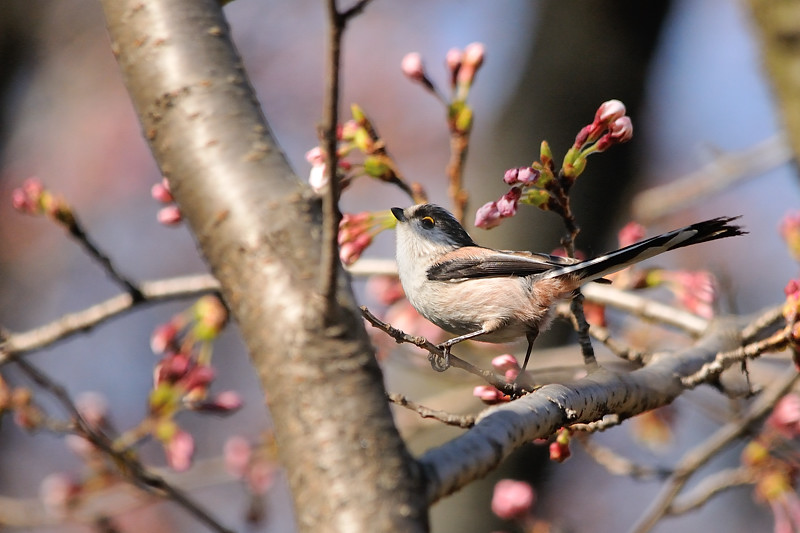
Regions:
[[99, 1, 428, 531]]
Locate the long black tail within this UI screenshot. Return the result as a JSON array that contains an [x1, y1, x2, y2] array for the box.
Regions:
[[540, 216, 746, 282]]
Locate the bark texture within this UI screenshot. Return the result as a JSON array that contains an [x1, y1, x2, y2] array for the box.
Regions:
[[99, 1, 427, 531]]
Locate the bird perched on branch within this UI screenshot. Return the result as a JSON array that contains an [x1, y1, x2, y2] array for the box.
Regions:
[[392, 203, 745, 372]]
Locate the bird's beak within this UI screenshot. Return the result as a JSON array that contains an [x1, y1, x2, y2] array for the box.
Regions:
[[391, 207, 406, 222]]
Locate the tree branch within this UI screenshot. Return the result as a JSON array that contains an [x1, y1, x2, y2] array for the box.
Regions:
[[0, 274, 219, 362], [418, 316, 746, 503]]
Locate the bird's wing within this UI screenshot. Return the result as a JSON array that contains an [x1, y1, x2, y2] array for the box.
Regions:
[[426, 248, 575, 281]]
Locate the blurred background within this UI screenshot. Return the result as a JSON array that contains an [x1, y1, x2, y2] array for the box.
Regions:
[[0, 0, 797, 531]]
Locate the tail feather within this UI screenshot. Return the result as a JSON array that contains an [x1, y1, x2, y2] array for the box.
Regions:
[[540, 216, 746, 282]]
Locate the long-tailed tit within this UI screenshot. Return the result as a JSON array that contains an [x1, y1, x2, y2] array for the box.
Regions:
[[391, 204, 745, 372]]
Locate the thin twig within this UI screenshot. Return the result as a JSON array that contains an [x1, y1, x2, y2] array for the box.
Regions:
[[632, 134, 791, 223], [668, 467, 756, 516], [68, 221, 143, 302], [360, 306, 531, 396], [682, 321, 792, 388], [0, 274, 219, 362], [319, 0, 347, 321], [631, 367, 800, 533], [12, 357, 234, 533], [386, 392, 476, 428]]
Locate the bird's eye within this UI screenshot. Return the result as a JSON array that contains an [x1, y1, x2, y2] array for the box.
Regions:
[[421, 216, 435, 229]]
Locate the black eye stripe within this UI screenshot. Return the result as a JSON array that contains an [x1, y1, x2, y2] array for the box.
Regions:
[[410, 204, 477, 247], [421, 216, 435, 228]]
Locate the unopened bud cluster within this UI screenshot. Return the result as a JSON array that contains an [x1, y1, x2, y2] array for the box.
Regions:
[[475, 100, 633, 229]]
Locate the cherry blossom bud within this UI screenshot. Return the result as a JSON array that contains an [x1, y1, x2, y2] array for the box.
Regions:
[[11, 177, 45, 214], [492, 354, 520, 382], [617, 221, 646, 248], [151, 179, 173, 203], [40, 473, 79, 516], [75, 391, 108, 428], [473, 385, 509, 404], [474, 201, 502, 229], [491, 479, 535, 520], [157, 205, 183, 225], [609, 116, 633, 143], [194, 390, 243, 413], [503, 167, 539, 186], [401, 52, 425, 83], [595, 99, 627, 124], [224, 436, 252, 478], [549, 429, 571, 462], [457, 42, 485, 87], [496, 187, 521, 217], [767, 394, 800, 438], [445, 48, 463, 87], [780, 212, 800, 262], [166, 430, 194, 471], [366, 275, 405, 306], [151, 322, 180, 354], [247, 460, 275, 495], [193, 295, 228, 340]]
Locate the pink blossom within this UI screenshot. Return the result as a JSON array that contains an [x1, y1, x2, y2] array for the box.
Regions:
[[40, 473, 78, 516], [503, 167, 539, 186], [247, 460, 275, 495], [166, 430, 194, 471], [196, 390, 243, 413], [366, 275, 405, 306], [151, 178, 173, 203], [157, 204, 182, 225], [595, 99, 627, 124], [224, 435, 252, 478], [151, 322, 180, 354], [767, 394, 800, 438], [401, 52, 426, 83], [609, 116, 633, 143], [11, 177, 45, 214], [75, 391, 108, 428], [473, 385, 509, 404], [780, 212, 800, 262], [660, 270, 717, 319], [490, 479, 535, 520], [445, 48, 463, 87], [617, 221, 646, 248], [492, 354, 521, 382], [457, 42, 485, 86], [496, 187, 521, 217], [474, 201, 502, 229]]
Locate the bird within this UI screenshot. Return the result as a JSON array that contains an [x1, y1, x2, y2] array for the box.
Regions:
[[391, 203, 745, 372]]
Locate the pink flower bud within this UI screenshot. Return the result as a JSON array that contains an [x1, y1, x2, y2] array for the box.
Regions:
[[224, 436, 252, 478], [196, 390, 243, 413], [617, 221, 646, 248], [157, 205, 182, 225], [768, 394, 800, 438], [247, 460, 275, 495], [166, 430, 194, 471], [305, 146, 325, 166], [491, 479, 535, 520], [366, 275, 405, 306], [473, 385, 509, 404], [609, 116, 633, 143], [401, 53, 426, 83], [474, 201, 503, 229], [151, 180, 174, 203], [456, 42, 485, 87], [595, 99, 627, 124], [445, 48, 463, 87], [492, 354, 520, 382], [496, 187, 521, 217], [151, 322, 180, 354], [75, 391, 108, 428], [40, 473, 79, 516]]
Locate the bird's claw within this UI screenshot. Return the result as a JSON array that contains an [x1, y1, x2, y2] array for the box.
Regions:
[[430, 344, 451, 372]]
